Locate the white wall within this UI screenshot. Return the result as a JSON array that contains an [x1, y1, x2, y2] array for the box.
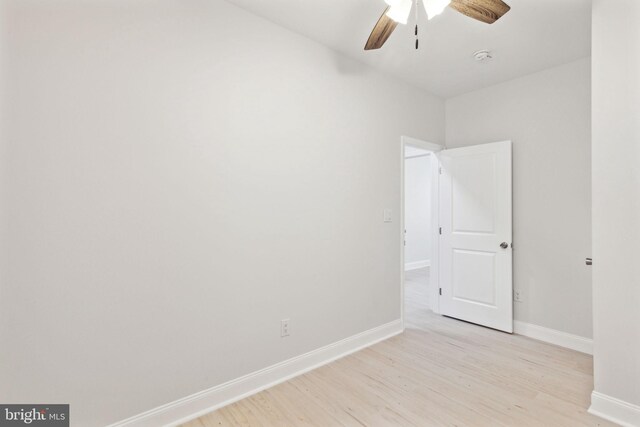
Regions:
[[446, 58, 592, 339], [0, 1, 445, 425], [591, 0, 640, 421], [404, 154, 431, 267]]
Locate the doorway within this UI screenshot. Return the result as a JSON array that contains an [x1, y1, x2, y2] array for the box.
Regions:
[[401, 136, 442, 330], [401, 137, 514, 333]]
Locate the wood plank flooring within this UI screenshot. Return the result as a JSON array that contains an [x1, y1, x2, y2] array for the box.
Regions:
[[183, 268, 614, 427]]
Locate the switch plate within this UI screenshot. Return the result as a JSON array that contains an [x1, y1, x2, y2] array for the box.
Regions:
[[383, 209, 392, 223]]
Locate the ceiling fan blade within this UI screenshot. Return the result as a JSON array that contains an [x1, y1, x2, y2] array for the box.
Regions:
[[449, 0, 511, 24], [364, 7, 399, 50]]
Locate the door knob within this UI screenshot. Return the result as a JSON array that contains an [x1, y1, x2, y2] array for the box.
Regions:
[[500, 242, 509, 249]]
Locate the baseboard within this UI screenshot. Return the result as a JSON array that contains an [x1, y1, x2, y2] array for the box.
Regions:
[[106, 319, 404, 427], [589, 391, 640, 427], [405, 260, 430, 271], [513, 321, 593, 355]]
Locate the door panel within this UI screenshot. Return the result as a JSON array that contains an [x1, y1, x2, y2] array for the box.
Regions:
[[452, 153, 496, 234], [439, 141, 512, 333], [452, 249, 496, 306]]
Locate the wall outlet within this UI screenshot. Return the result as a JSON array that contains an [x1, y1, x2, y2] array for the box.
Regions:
[[280, 319, 290, 337], [514, 289, 524, 302]]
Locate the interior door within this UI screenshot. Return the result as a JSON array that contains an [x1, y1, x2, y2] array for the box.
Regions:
[[439, 141, 513, 332]]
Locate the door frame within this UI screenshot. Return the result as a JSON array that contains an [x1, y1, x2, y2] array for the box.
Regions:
[[400, 136, 443, 329]]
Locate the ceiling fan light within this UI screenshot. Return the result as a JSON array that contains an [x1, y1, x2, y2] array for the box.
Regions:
[[422, 0, 451, 20], [385, 0, 412, 24]]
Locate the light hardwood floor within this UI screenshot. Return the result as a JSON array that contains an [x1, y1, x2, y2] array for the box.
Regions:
[[183, 268, 614, 427]]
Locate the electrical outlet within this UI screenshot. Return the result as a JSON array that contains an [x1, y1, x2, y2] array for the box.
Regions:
[[514, 289, 524, 302], [281, 319, 290, 337], [383, 209, 392, 223]]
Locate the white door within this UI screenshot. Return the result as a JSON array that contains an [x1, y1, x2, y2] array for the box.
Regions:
[[439, 141, 513, 333]]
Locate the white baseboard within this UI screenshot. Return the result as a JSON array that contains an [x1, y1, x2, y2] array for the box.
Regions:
[[589, 391, 640, 427], [513, 321, 593, 355], [405, 260, 430, 271], [106, 319, 404, 427]]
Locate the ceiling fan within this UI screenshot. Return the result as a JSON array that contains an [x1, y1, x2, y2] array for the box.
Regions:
[[365, 0, 510, 50]]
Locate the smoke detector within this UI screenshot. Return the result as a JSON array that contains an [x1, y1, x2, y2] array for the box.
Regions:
[[473, 50, 493, 62]]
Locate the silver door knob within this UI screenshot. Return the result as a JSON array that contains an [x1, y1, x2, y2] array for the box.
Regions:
[[500, 242, 509, 249]]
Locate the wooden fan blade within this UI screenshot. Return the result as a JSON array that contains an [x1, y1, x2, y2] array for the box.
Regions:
[[449, 0, 511, 24], [365, 7, 398, 50]]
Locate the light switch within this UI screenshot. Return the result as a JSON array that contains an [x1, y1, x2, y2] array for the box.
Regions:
[[383, 209, 392, 223]]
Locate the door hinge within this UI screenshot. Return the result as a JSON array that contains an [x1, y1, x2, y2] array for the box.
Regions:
[[439, 167, 442, 174], [439, 227, 442, 235], [439, 288, 442, 296]]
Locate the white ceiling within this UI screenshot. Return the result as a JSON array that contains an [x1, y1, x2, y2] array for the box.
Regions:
[[225, 0, 592, 98]]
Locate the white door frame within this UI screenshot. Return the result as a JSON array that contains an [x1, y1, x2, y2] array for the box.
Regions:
[[400, 136, 443, 329]]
